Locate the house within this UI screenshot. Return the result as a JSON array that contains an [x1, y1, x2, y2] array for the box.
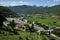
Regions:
[[15, 23, 22, 29]]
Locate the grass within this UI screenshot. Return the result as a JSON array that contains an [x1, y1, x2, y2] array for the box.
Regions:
[[28, 17, 60, 27], [0, 29, 51, 40]]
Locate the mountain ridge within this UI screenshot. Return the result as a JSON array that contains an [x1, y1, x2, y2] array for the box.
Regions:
[[7, 5, 60, 16]]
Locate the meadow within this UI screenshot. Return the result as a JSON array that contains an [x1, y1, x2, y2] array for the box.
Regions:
[[28, 17, 60, 27], [0, 30, 52, 40]]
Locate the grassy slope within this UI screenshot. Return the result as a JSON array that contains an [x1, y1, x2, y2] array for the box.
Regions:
[[0, 30, 51, 40]]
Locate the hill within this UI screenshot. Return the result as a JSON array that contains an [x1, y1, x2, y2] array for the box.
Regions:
[[8, 5, 46, 13], [8, 5, 34, 13], [25, 5, 60, 16], [0, 6, 16, 17], [8, 5, 60, 16]]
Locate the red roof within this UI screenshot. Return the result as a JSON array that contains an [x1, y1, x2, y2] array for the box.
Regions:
[[15, 23, 22, 28]]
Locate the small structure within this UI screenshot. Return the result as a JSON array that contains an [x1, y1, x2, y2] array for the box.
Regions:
[[15, 23, 22, 29], [23, 19, 28, 24]]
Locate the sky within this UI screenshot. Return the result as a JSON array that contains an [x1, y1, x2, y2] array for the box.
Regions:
[[0, 0, 60, 7]]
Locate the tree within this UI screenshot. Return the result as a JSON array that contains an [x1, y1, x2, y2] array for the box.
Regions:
[[0, 13, 6, 29]]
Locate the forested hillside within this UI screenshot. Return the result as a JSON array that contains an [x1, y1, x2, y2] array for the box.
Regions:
[[8, 5, 60, 16], [25, 5, 60, 16], [0, 6, 16, 17]]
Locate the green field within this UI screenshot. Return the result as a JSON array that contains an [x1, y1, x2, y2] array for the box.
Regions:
[[28, 17, 60, 27], [0, 30, 51, 40]]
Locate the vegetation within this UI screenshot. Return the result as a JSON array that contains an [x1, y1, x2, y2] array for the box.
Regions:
[[0, 5, 60, 40], [53, 29, 60, 37], [28, 17, 60, 27], [0, 29, 52, 40], [0, 6, 16, 17], [8, 5, 60, 16], [26, 5, 60, 16]]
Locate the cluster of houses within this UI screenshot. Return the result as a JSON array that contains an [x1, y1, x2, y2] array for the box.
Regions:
[[3, 17, 53, 35]]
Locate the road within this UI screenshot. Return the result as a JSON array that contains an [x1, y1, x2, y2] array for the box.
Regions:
[[34, 23, 60, 40]]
